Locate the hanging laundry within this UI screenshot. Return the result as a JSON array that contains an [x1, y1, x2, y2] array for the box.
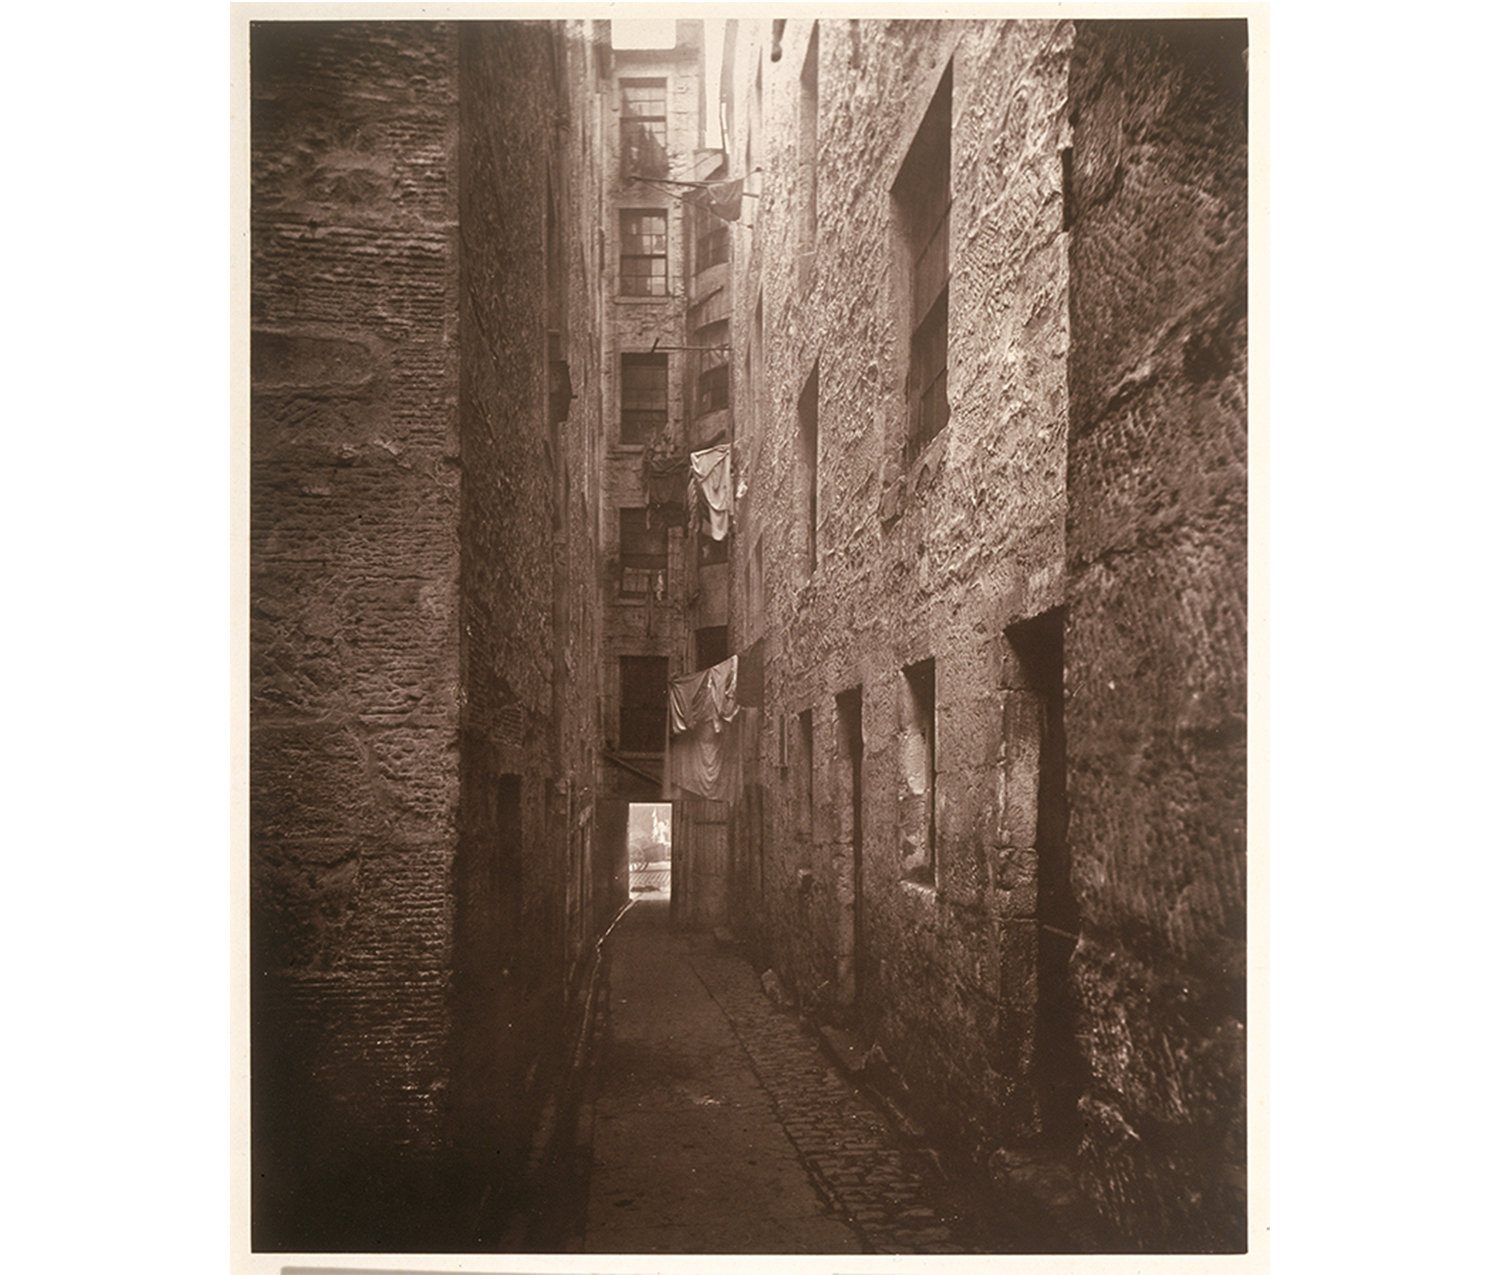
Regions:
[[690, 444, 732, 541], [706, 177, 744, 222], [666, 655, 743, 802], [668, 654, 738, 735], [687, 177, 744, 222]]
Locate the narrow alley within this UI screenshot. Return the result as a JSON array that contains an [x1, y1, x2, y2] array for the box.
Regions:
[[541, 896, 1073, 1255], [247, 15, 1252, 1260]]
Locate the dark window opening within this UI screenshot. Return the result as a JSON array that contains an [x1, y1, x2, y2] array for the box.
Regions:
[[748, 537, 764, 633], [620, 352, 668, 445], [797, 363, 819, 578], [797, 708, 814, 842], [619, 655, 668, 753], [909, 285, 949, 456], [619, 507, 667, 598], [697, 223, 729, 271], [1061, 146, 1075, 233], [894, 65, 952, 464], [798, 25, 820, 290], [695, 625, 729, 671], [621, 79, 668, 179], [698, 530, 729, 566], [836, 685, 864, 1006], [693, 317, 731, 423], [698, 361, 729, 416], [1005, 606, 1082, 1140], [620, 209, 668, 296]]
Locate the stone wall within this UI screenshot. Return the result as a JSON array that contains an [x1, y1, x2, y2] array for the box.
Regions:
[[725, 15, 1075, 1160], [1064, 19, 1248, 1251], [726, 16, 1248, 1249], [451, 17, 577, 1196], [249, 20, 610, 1249], [250, 21, 464, 1247]]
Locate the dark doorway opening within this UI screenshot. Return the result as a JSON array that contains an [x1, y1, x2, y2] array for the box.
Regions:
[[1006, 607, 1083, 1142], [835, 686, 864, 1011]]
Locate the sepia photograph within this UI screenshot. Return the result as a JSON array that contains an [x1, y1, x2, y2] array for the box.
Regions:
[[239, 5, 1261, 1264]]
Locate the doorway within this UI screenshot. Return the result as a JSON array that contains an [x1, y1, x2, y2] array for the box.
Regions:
[[1005, 606, 1083, 1142], [627, 802, 672, 902], [835, 686, 863, 1010]]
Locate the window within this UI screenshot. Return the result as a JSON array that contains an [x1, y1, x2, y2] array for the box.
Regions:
[[618, 655, 668, 753], [695, 625, 729, 671], [618, 507, 667, 598], [621, 79, 668, 179], [620, 352, 668, 444], [697, 530, 728, 566], [747, 536, 764, 635], [695, 319, 730, 417], [797, 363, 819, 578], [797, 709, 814, 841], [899, 658, 936, 884], [798, 26, 819, 290], [620, 209, 668, 296], [894, 65, 952, 463], [698, 364, 729, 415], [696, 223, 729, 272]]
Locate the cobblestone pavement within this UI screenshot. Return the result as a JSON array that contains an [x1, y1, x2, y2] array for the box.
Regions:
[[577, 897, 1050, 1255]]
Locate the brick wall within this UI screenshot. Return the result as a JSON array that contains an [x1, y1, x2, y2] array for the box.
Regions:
[[451, 18, 571, 1188], [1065, 19, 1249, 1251], [250, 20, 611, 1249], [249, 21, 464, 1247]]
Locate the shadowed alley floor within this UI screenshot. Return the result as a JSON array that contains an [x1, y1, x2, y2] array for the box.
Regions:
[[574, 895, 1048, 1255]]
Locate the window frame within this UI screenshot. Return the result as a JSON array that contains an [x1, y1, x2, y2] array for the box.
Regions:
[[620, 351, 669, 445], [618, 654, 669, 755], [620, 78, 669, 179], [893, 65, 953, 465], [899, 658, 937, 886], [620, 208, 669, 297], [618, 506, 667, 599]]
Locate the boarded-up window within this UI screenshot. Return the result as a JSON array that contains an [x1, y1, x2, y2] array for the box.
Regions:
[[619, 655, 668, 753]]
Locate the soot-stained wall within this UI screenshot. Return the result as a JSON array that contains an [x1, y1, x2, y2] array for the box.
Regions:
[[250, 21, 464, 1248], [1065, 19, 1249, 1252], [726, 16, 1249, 1250], [726, 14, 1075, 1163], [249, 20, 608, 1250]]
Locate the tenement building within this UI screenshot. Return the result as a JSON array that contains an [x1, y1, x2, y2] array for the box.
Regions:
[[717, 17, 1248, 1251], [247, 15, 1249, 1255], [249, 19, 618, 1249], [592, 19, 736, 930]]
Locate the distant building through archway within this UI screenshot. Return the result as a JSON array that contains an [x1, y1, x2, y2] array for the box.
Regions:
[[627, 802, 672, 900]]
